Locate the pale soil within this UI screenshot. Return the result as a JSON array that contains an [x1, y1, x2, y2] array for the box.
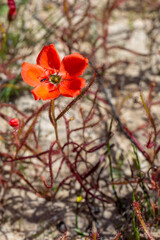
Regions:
[[1, 0, 160, 239]]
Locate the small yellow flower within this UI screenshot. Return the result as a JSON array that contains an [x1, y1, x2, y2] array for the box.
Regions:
[[77, 195, 83, 203]]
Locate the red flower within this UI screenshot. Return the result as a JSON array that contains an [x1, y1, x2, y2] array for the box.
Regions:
[[21, 44, 88, 100], [7, 0, 17, 21], [9, 118, 19, 127]]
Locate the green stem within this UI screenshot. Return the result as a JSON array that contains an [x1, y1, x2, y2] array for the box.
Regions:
[[133, 145, 153, 218], [132, 192, 140, 240], [108, 119, 119, 201]]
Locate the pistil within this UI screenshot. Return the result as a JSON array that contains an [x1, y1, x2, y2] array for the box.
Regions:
[[49, 74, 61, 84]]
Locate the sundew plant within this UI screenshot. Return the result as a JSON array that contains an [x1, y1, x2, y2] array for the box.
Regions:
[[1, 0, 160, 239]]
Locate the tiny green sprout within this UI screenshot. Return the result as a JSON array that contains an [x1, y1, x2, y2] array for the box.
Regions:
[[18, 217, 22, 230]]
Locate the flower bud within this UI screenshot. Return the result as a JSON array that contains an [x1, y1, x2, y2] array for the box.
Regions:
[[7, 0, 17, 22], [9, 118, 19, 128]]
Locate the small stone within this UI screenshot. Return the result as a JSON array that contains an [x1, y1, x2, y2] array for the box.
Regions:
[[57, 221, 67, 233]]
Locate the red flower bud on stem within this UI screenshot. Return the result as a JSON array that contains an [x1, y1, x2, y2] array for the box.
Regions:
[[9, 118, 19, 128], [7, 0, 17, 22]]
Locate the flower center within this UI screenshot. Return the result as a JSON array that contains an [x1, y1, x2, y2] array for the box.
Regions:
[[49, 74, 61, 84]]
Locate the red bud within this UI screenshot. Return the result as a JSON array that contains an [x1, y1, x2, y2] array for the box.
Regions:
[[9, 118, 19, 127], [7, 0, 17, 22]]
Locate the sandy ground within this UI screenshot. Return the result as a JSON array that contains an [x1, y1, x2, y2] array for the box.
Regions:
[[1, 0, 160, 239]]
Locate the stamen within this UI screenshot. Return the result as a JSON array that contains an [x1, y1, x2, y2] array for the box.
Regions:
[[49, 74, 61, 84]]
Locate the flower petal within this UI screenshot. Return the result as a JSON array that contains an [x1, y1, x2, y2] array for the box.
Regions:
[[59, 77, 86, 97], [60, 53, 88, 77], [37, 44, 61, 70], [21, 62, 45, 87], [31, 83, 60, 100]]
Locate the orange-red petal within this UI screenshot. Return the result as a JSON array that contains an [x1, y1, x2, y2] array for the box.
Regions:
[[37, 44, 61, 70], [31, 83, 60, 100], [21, 62, 45, 87], [60, 53, 88, 77], [59, 77, 86, 97]]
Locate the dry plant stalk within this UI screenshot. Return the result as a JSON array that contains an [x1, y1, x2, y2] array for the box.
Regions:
[[133, 202, 156, 240]]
